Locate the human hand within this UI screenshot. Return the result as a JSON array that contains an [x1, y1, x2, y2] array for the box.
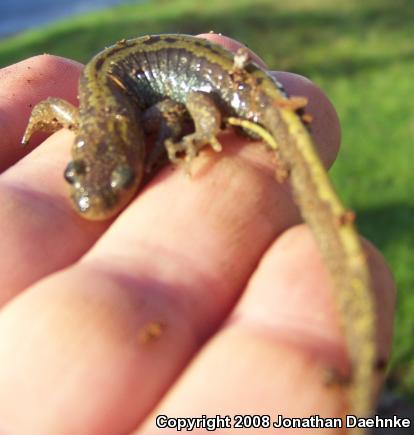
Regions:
[[0, 34, 395, 434]]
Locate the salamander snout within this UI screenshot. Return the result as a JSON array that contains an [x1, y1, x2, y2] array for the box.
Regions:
[[63, 158, 139, 220]]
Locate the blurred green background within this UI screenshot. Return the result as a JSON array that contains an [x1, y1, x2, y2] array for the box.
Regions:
[[0, 0, 413, 402]]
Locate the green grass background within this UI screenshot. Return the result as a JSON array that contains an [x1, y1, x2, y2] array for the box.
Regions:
[[0, 0, 413, 401]]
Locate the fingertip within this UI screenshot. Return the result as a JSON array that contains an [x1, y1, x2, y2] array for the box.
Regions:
[[0, 55, 82, 171], [237, 224, 395, 404], [271, 71, 342, 168], [240, 224, 395, 357], [8, 54, 83, 104], [361, 237, 396, 365], [196, 33, 268, 68]]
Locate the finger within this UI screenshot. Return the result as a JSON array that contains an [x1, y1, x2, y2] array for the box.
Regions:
[[136, 225, 395, 433], [0, 55, 82, 172], [0, 130, 109, 305]]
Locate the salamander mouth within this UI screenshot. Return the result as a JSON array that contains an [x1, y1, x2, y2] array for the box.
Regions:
[[70, 190, 120, 220], [69, 179, 140, 221]]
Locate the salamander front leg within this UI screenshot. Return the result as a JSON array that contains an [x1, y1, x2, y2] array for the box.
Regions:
[[142, 98, 189, 174], [22, 97, 79, 145], [165, 91, 223, 166]]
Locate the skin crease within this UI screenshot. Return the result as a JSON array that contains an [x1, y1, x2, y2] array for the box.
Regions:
[[0, 33, 395, 435]]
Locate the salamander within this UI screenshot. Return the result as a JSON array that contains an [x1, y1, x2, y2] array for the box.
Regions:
[[22, 33, 376, 432]]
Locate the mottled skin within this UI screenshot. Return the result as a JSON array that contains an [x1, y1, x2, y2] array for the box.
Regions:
[[22, 34, 376, 433], [23, 35, 287, 219]]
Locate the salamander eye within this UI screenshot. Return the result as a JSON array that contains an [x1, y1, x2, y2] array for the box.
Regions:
[[64, 160, 86, 184], [110, 164, 135, 190]]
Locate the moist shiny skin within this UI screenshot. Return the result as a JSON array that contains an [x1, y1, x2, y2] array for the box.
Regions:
[[22, 34, 376, 432]]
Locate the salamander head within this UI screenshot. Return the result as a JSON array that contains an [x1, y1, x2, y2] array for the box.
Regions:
[[63, 137, 142, 220]]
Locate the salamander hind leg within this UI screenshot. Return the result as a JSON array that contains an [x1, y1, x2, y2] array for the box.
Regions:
[[22, 97, 79, 146], [165, 91, 223, 168]]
